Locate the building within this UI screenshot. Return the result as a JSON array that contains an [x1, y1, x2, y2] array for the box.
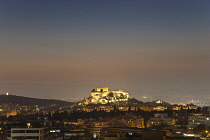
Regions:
[[173, 110, 188, 125], [188, 114, 210, 127], [147, 113, 175, 128], [10, 127, 49, 140], [100, 127, 166, 140], [100, 127, 143, 140]]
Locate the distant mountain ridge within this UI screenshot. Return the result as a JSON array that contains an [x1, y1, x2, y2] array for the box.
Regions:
[[0, 95, 71, 106]]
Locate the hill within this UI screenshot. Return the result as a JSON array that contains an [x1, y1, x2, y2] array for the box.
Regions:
[[0, 95, 72, 106]]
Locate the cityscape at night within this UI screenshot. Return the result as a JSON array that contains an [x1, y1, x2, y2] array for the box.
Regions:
[[0, 0, 210, 140]]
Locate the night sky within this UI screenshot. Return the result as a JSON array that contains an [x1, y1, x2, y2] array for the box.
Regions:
[[0, 1, 210, 100]]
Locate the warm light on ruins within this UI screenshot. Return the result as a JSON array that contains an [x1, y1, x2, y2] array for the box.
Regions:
[[83, 87, 130, 104]]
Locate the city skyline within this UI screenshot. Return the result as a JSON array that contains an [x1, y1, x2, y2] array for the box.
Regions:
[[0, 1, 210, 99]]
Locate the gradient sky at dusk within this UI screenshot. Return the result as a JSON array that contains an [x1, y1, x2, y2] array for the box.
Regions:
[[0, 1, 210, 100]]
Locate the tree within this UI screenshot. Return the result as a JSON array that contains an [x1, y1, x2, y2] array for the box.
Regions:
[[194, 124, 206, 134]]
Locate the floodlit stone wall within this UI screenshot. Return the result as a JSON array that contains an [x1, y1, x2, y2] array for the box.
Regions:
[[87, 87, 130, 104]]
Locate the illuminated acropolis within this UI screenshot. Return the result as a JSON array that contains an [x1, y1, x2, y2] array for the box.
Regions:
[[84, 87, 130, 104]]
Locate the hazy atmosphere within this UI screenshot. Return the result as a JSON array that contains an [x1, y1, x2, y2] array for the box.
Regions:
[[0, 1, 210, 100]]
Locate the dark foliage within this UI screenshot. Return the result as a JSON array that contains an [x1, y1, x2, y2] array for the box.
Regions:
[[0, 95, 72, 106]]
